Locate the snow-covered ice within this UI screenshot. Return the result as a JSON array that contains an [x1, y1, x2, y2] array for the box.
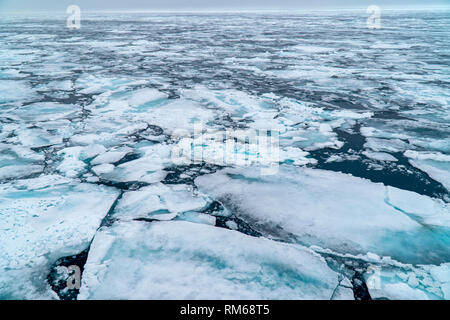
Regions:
[[196, 166, 450, 264], [79, 221, 339, 299], [0, 10, 449, 300], [0, 177, 119, 299]]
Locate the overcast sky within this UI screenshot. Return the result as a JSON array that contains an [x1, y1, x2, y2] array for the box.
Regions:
[[1, 0, 449, 11]]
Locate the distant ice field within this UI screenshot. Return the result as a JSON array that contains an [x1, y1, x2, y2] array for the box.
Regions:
[[0, 11, 449, 300]]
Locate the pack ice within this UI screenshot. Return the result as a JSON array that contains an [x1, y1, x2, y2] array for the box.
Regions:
[[0, 176, 119, 299], [79, 221, 342, 299], [195, 166, 450, 265]]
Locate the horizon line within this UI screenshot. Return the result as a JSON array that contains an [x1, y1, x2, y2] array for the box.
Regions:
[[1, 5, 449, 14]]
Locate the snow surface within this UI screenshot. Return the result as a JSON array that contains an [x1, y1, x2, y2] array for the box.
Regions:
[[0, 11, 449, 300], [79, 221, 339, 299], [0, 176, 119, 299], [195, 166, 450, 264]]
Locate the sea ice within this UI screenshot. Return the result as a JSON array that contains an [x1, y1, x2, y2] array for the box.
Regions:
[[113, 183, 208, 221], [79, 221, 339, 299], [0, 177, 119, 299], [195, 166, 450, 264], [404, 150, 450, 192], [364, 262, 450, 300], [362, 150, 398, 162]]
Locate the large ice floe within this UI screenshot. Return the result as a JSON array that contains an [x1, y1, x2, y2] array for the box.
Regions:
[[79, 221, 341, 299], [0, 10, 449, 300], [195, 166, 450, 265], [0, 175, 119, 299]]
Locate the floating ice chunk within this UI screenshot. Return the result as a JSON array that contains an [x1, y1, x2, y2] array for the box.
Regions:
[[331, 110, 373, 120], [127, 88, 168, 107], [56, 150, 85, 177], [15, 127, 63, 148], [181, 87, 265, 117], [85, 85, 166, 116], [36, 80, 73, 92], [364, 263, 450, 300], [362, 150, 397, 162], [0, 179, 119, 299], [15, 102, 78, 122], [386, 186, 450, 227], [404, 150, 450, 192], [11, 145, 45, 161], [57, 145, 106, 178], [116, 123, 148, 136], [92, 164, 115, 175], [409, 138, 450, 154], [359, 126, 410, 141], [410, 161, 450, 193], [0, 80, 36, 105], [370, 283, 429, 300], [99, 144, 171, 183], [11, 174, 72, 190], [75, 75, 146, 95], [319, 123, 334, 135], [70, 133, 115, 147], [0, 165, 43, 180], [139, 99, 215, 134], [37, 119, 76, 140], [306, 139, 344, 151], [325, 155, 345, 163], [79, 144, 107, 160], [195, 166, 450, 264], [176, 211, 216, 225], [87, 97, 129, 116], [331, 285, 354, 300], [280, 147, 317, 165], [113, 183, 207, 221], [225, 220, 239, 230], [0, 69, 25, 79], [104, 166, 167, 184], [0, 144, 44, 164], [91, 151, 128, 165], [163, 184, 208, 213], [360, 126, 376, 137], [114, 189, 165, 220], [79, 221, 339, 299], [364, 138, 409, 153], [173, 128, 284, 169], [404, 150, 450, 162], [424, 264, 450, 299]]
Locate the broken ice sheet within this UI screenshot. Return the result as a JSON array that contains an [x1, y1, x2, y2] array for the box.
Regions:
[[404, 150, 450, 193], [0, 80, 37, 106], [0, 11, 449, 300], [112, 183, 208, 221], [0, 176, 119, 299], [79, 221, 339, 299], [13, 102, 79, 122], [195, 165, 450, 265], [363, 262, 450, 300], [0, 144, 45, 181], [57, 144, 106, 178], [97, 143, 171, 183]]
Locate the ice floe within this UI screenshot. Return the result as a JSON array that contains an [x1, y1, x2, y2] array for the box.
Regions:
[[79, 221, 339, 299], [195, 166, 450, 264], [0, 177, 119, 299]]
